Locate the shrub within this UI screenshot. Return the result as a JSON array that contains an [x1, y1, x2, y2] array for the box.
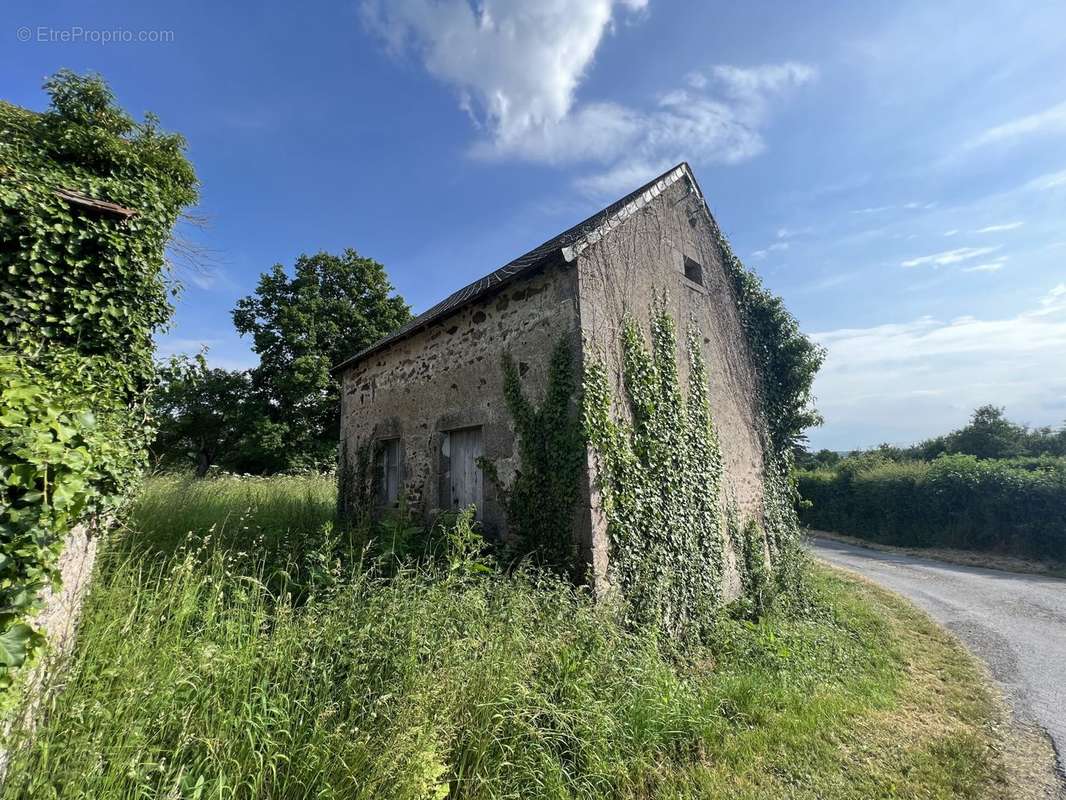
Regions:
[[798, 454, 1066, 561]]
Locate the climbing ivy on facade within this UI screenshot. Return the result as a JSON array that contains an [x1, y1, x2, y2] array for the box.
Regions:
[[582, 304, 726, 642], [480, 336, 585, 575], [0, 71, 197, 686]]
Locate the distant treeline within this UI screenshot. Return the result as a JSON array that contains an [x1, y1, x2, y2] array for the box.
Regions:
[[797, 406, 1066, 562]]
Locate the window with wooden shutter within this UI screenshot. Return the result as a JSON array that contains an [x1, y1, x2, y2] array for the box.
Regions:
[[441, 427, 483, 518], [376, 438, 401, 506]]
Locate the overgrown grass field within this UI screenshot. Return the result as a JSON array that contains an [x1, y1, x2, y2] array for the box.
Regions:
[[4, 475, 1009, 799]]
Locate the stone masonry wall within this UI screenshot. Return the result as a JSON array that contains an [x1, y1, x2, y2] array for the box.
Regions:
[[574, 176, 767, 599], [0, 522, 98, 777], [339, 261, 582, 544]]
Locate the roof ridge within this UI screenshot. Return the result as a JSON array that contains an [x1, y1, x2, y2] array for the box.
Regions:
[[333, 161, 694, 373]]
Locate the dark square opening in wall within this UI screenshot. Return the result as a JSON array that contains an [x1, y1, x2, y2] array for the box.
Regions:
[[683, 256, 704, 286]]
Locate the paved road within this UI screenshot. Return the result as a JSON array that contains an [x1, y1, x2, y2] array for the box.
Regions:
[[808, 536, 1066, 772]]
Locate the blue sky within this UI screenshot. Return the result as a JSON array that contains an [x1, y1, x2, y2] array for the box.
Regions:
[[4, 0, 1065, 450]]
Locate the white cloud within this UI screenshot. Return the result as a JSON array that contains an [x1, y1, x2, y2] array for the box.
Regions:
[[776, 226, 813, 239], [974, 221, 1024, 233], [520, 64, 817, 194], [963, 100, 1066, 150], [900, 246, 1001, 268], [182, 269, 220, 290], [707, 62, 817, 103], [751, 242, 789, 259], [363, 2, 814, 194], [811, 286, 1066, 448], [943, 229, 959, 236], [851, 205, 893, 214], [961, 257, 1008, 273], [684, 71, 707, 89], [363, 0, 647, 146], [1021, 168, 1066, 191], [1033, 282, 1066, 316]]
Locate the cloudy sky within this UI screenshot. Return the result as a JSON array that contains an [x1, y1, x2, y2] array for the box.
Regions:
[[4, 0, 1064, 450]]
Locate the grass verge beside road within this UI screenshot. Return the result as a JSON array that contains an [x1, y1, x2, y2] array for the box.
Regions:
[[0, 475, 1031, 798]]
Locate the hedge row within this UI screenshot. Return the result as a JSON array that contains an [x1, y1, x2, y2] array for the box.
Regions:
[[797, 455, 1066, 562]]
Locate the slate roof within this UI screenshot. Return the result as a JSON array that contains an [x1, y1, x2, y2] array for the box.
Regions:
[[333, 161, 698, 373]]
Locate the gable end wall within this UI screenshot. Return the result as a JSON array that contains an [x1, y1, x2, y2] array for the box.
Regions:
[[574, 177, 767, 598]]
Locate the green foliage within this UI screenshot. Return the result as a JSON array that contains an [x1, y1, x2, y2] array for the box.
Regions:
[[151, 353, 261, 475], [798, 454, 1066, 561], [480, 337, 585, 574], [711, 227, 825, 453], [0, 72, 196, 687], [731, 519, 774, 620], [582, 305, 726, 640], [794, 447, 842, 471], [231, 249, 411, 471], [1, 476, 1003, 799], [0, 350, 145, 685], [2, 71, 196, 375], [907, 405, 1065, 461], [809, 406, 1066, 466]]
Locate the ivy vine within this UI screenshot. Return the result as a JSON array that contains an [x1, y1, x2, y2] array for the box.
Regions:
[[710, 224, 825, 455], [582, 303, 725, 642], [0, 71, 197, 686], [480, 336, 585, 575]]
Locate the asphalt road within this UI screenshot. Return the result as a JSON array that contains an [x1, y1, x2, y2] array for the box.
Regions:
[[808, 536, 1066, 772]]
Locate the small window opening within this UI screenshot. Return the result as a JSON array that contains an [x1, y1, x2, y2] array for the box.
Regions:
[[683, 256, 704, 286], [376, 438, 401, 506]]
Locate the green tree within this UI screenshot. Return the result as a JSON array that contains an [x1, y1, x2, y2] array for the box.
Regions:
[[232, 249, 410, 470], [151, 354, 262, 476], [942, 405, 1028, 460]]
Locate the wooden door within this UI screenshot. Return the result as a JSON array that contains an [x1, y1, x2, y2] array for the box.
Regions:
[[447, 427, 483, 517]]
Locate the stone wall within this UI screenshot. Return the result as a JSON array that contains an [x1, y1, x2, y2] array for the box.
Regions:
[[0, 522, 99, 777], [574, 176, 767, 599], [339, 172, 770, 600], [339, 260, 582, 542]]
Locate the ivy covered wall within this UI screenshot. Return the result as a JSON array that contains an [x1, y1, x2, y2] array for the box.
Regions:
[[571, 167, 821, 635], [582, 307, 725, 640], [0, 72, 197, 689]]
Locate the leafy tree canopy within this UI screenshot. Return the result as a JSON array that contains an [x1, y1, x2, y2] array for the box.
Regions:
[[918, 404, 1062, 460], [152, 354, 259, 476], [798, 405, 1066, 469], [231, 249, 411, 471]]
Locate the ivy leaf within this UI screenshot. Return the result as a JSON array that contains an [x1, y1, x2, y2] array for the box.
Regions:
[[0, 623, 37, 667]]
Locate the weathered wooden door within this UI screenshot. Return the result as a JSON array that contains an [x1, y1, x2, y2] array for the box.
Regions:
[[446, 427, 483, 517]]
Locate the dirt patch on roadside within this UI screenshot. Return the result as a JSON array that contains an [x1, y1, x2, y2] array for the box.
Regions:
[[999, 719, 1064, 800]]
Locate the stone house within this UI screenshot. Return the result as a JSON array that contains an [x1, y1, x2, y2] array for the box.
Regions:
[[335, 163, 767, 591]]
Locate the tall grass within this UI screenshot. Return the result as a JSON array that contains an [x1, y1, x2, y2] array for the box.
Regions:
[[3, 475, 1002, 799], [114, 472, 339, 560]]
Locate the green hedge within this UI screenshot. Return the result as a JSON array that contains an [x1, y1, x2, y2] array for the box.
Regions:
[[798, 455, 1066, 561]]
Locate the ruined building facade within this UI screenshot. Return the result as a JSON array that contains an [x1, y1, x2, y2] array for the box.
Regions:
[[336, 163, 767, 594]]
